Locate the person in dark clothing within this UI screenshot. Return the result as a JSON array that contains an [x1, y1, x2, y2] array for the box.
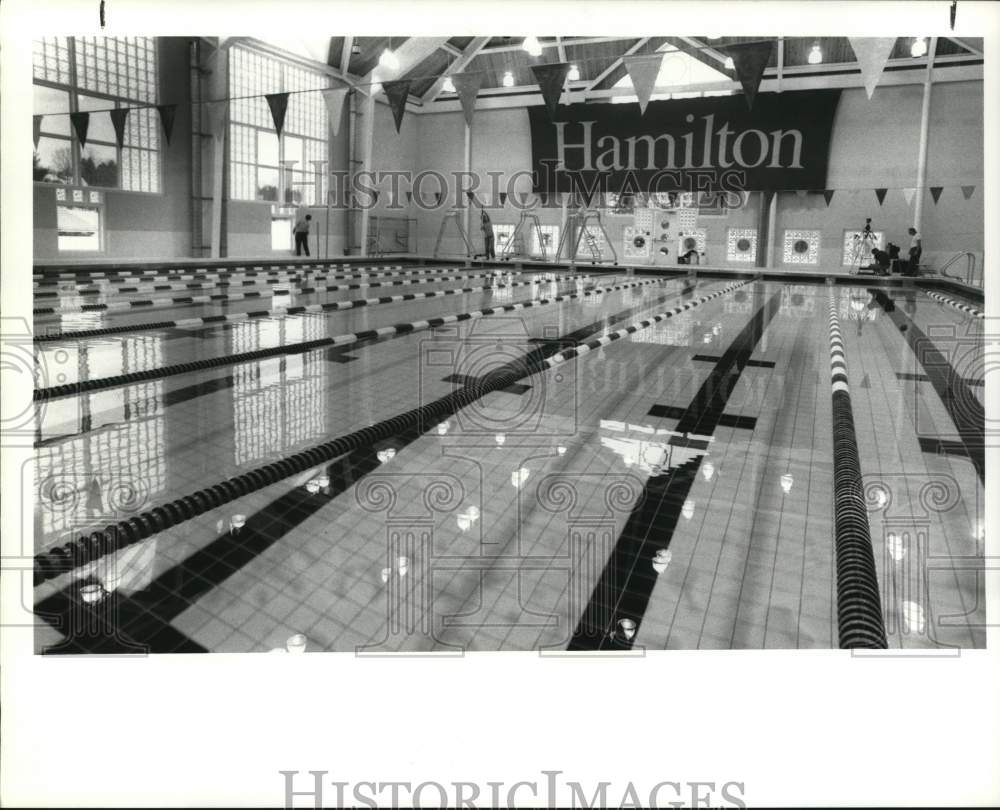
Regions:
[[870, 248, 891, 275], [897, 226, 922, 275], [293, 214, 312, 257], [481, 209, 495, 260]]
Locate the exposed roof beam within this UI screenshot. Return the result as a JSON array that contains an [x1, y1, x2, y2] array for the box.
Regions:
[[776, 51, 978, 76], [422, 36, 490, 104], [340, 36, 353, 74], [479, 36, 638, 54], [584, 37, 650, 94], [675, 35, 727, 65], [423, 63, 982, 113], [777, 37, 784, 92], [361, 37, 449, 107], [441, 42, 463, 57], [556, 36, 567, 63], [241, 37, 359, 88], [945, 36, 982, 56], [663, 36, 735, 78]]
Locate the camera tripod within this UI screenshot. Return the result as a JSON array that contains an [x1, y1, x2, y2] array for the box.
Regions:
[[848, 222, 880, 274]]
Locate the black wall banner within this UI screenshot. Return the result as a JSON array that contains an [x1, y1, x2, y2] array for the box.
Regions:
[[528, 89, 842, 194]]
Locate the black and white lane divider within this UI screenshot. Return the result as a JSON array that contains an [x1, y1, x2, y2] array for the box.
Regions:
[[34, 274, 599, 342], [540, 280, 750, 369], [32, 276, 744, 585], [33, 263, 406, 284], [827, 289, 888, 649], [34, 265, 553, 300], [33, 264, 496, 291], [922, 289, 984, 319], [33, 276, 657, 399], [33, 270, 584, 316]]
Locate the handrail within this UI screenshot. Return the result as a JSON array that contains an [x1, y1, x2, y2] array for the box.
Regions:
[[937, 251, 978, 286]]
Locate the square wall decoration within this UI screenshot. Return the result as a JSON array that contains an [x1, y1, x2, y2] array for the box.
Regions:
[[783, 229, 821, 265], [726, 227, 757, 262], [677, 228, 707, 255]]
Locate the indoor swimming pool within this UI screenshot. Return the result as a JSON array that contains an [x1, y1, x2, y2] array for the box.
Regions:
[[30, 263, 986, 653]]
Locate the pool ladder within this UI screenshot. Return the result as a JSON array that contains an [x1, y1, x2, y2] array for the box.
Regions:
[[937, 251, 979, 286]]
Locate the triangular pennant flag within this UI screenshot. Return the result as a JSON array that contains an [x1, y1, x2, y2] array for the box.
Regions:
[[860, 373, 871, 389], [265, 92, 290, 138], [848, 38, 897, 100], [499, 191, 508, 206], [823, 190, 835, 206], [33, 115, 42, 148], [405, 191, 413, 203], [622, 54, 664, 115], [205, 99, 229, 141], [70, 112, 90, 149], [530, 62, 571, 120], [961, 185, 975, 200], [321, 88, 349, 137], [451, 73, 483, 128], [875, 188, 888, 205], [722, 41, 774, 110], [109, 108, 129, 150], [382, 80, 412, 133], [156, 104, 177, 144], [930, 186, 943, 204], [902, 187, 917, 206]]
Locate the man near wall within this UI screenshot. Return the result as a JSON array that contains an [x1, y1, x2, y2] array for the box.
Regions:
[[293, 215, 312, 257], [480, 209, 496, 260], [908, 226, 922, 267]]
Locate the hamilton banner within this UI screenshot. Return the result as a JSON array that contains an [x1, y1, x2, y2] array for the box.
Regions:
[[527, 88, 842, 195]]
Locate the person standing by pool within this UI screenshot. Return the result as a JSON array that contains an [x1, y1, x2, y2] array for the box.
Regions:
[[293, 214, 312, 257], [481, 209, 495, 260], [906, 226, 922, 273]]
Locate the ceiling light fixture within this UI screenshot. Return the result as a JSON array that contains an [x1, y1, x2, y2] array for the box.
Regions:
[[723, 55, 734, 70], [910, 37, 928, 57], [502, 70, 514, 88], [379, 37, 399, 71], [443, 75, 455, 93], [568, 64, 580, 81], [808, 42, 823, 65], [351, 42, 361, 56], [522, 36, 542, 57]]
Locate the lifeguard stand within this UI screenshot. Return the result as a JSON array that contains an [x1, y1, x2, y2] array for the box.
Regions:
[[433, 208, 474, 260], [500, 211, 548, 262], [555, 208, 618, 267]]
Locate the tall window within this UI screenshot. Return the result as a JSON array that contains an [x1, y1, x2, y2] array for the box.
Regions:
[[33, 36, 160, 192], [229, 46, 329, 206]]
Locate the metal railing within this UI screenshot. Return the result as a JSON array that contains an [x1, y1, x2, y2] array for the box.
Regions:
[[937, 251, 979, 287]]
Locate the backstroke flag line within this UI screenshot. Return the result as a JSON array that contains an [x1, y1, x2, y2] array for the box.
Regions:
[[110, 108, 129, 149], [848, 37, 897, 100], [452, 73, 484, 128], [321, 88, 349, 137], [156, 104, 177, 144], [531, 62, 571, 121], [265, 92, 290, 138], [382, 80, 412, 133], [724, 41, 774, 110], [623, 54, 664, 115]]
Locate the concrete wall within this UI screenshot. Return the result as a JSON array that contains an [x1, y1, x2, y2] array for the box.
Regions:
[[392, 79, 983, 273], [774, 80, 984, 273]]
